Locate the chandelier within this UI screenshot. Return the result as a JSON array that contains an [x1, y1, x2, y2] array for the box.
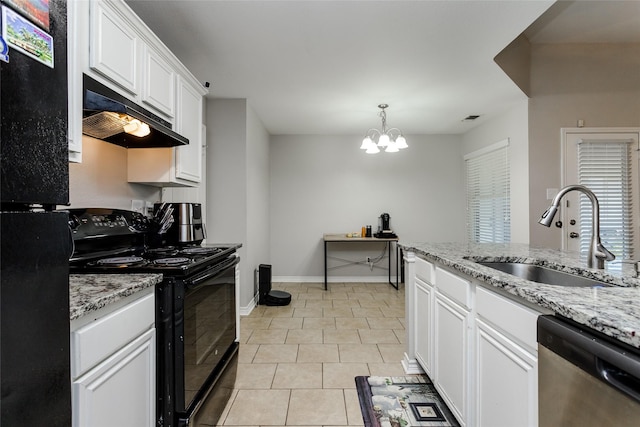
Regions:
[[360, 104, 408, 154]]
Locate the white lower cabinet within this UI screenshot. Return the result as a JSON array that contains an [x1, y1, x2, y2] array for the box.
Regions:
[[475, 319, 537, 427], [414, 277, 433, 376], [71, 289, 156, 427], [434, 291, 471, 427], [407, 254, 548, 427]]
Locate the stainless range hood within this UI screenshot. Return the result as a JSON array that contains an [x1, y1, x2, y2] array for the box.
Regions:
[[82, 74, 188, 148]]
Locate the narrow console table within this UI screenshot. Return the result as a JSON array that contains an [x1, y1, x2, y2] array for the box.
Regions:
[[323, 233, 400, 290]]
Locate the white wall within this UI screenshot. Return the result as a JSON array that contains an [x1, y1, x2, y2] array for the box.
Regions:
[[269, 134, 466, 281], [246, 105, 271, 298], [462, 99, 530, 243], [206, 98, 270, 310], [528, 43, 640, 249], [69, 136, 161, 208]]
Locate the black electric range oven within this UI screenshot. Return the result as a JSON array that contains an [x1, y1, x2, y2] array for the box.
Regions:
[[68, 208, 240, 427]]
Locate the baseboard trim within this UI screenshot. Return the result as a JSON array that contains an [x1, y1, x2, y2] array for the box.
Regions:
[[272, 275, 390, 283]]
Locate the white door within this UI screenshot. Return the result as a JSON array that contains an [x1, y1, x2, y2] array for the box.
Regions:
[[562, 128, 640, 259]]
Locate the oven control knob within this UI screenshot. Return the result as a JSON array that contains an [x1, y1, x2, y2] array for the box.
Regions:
[[130, 214, 150, 232], [68, 215, 82, 231]]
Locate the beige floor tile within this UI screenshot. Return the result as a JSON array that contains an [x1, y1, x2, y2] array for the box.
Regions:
[[351, 307, 384, 318], [272, 363, 323, 389], [332, 299, 361, 308], [303, 317, 336, 329], [323, 329, 361, 344], [357, 299, 388, 308], [240, 317, 273, 329], [335, 318, 369, 330], [323, 307, 354, 318], [358, 329, 399, 344], [297, 344, 339, 362], [380, 307, 405, 318], [304, 299, 334, 308], [238, 344, 259, 363], [234, 363, 276, 389], [236, 281, 408, 427], [366, 317, 403, 330], [367, 362, 408, 377], [289, 299, 307, 308], [223, 389, 290, 425], [253, 344, 299, 363], [347, 292, 374, 300], [286, 329, 324, 344], [246, 328, 288, 344], [377, 344, 406, 363], [297, 291, 324, 300], [393, 329, 406, 344], [293, 307, 324, 318], [344, 389, 365, 426], [322, 363, 369, 389], [287, 389, 347, 425], [247, 306, 267, 317], [262, 306, 296, 317], [239, 328, 253, 344], [338, 344, 383, 363], [323, 291, 349, 300], [270, 317, 304, 329]]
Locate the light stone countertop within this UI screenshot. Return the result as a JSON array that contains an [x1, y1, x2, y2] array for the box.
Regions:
[[69, 274, 162, 321], [398, 242, 640, 349]]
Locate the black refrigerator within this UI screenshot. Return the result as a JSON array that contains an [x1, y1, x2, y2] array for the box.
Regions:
[[0, 0, 72, 425]]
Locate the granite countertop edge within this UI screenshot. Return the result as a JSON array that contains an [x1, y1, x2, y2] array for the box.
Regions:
[[399, 242, 640, 350], [69, 273, 163, 321]]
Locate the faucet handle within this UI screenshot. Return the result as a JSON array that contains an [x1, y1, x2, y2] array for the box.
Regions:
[[595, 243, 615, 262]]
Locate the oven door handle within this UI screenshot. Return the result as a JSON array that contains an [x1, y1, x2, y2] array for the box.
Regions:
[[186, 256, 240, 288]]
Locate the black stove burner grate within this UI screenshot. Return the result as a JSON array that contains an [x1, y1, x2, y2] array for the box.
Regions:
[[153, 257, 191, 267], [95, 256, 146, 267]]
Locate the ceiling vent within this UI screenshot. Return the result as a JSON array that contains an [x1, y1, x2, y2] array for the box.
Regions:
[[463, 115, 481, 121]]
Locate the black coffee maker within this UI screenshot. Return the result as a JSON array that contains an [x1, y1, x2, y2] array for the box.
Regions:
[[375, 212, 397, 238]]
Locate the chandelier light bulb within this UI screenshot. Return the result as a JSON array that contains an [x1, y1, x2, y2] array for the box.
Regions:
[[395, 135, 408, 149], [378, 134, 390, 147], [360, 136, 373, 150], [366, 144, 380, 154], [385, 140, 399, 153]]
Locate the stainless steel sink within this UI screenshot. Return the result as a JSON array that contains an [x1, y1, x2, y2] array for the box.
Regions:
[[475, 262, 612, 288]]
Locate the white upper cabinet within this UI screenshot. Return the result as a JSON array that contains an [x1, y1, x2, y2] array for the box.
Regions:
[[141, 46, 176, 119], [175, 76, 203, 182], [89, 0, 139, 96], [69, 0, 207, 172]]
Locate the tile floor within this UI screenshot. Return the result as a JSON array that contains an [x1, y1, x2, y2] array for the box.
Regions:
[[217, 281, 407, 426]]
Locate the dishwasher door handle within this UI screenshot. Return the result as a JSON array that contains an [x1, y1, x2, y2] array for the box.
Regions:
[[597, 358, 640, 403]]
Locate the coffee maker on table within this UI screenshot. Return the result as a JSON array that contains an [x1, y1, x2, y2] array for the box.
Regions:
[[374, 212, 397, 238]]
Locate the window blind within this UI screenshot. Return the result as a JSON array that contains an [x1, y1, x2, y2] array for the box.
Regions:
[[578, 139, 634, 259], [465, 141, 510, 243]]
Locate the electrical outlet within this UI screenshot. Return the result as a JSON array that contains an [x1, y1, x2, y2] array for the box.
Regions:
[[145, 201, 154, 217], [131, 199, 144, 213]]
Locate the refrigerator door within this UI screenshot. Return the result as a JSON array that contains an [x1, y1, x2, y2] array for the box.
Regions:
[[1, 211, 72, 426], [0, 0, 69, 206]]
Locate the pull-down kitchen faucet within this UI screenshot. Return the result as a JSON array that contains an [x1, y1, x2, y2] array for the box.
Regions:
[[539, 185, 615, 269]]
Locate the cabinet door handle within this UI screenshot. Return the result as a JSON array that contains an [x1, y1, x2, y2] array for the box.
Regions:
[[569, 232, 580, 238]]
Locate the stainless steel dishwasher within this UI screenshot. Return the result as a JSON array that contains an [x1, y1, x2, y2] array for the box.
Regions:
[[538, 315, 640, 426]]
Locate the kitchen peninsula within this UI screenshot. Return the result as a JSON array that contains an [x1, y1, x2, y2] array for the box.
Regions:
[[401, 242, 640, 348], [400, 242, 640, 427]]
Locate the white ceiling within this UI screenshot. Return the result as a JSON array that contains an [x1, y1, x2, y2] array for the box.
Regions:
[[125, 0, 639, 136]]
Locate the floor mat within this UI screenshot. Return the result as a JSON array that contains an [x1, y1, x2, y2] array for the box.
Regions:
[[355, 376, 460, 427]]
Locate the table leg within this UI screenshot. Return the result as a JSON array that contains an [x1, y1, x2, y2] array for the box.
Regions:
[[324, 240, 328, 290]]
